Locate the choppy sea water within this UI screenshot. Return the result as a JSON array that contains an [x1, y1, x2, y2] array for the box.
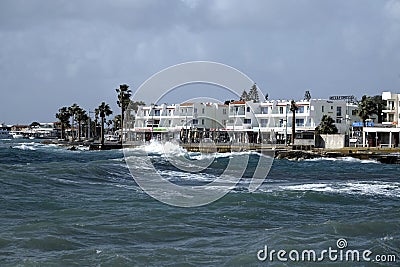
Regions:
[[0, 139, 399, 266]]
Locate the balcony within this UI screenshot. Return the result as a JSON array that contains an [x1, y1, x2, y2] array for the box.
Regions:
[[382, 107, 396, 113]]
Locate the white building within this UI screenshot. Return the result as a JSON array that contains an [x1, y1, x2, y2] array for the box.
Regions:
[[127, 98, 359, 145], [361, 91, 400, 147], [226, 99, 359, 144], [382, 91, 400, 127], [129, 102, 229, 142]]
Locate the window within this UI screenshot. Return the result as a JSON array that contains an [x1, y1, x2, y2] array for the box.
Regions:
[[223, 109, 227, 115], [194, 108, 197, 113], [154, 110, 160, 116], [322, 106, 324, 112], [168, 110, 172, 115], [260, 119, 268, 127], [295, 118, 304, 126], [168, 120, 171, 126], [244, 119, 251, 124], [296, 106, 304, 113], [336, 106, 342, 117], [261, 107, 268, 114], [331, 106, 333, 110], [279, 119, 284, 127], [279, 107, 284, 114], [201, 119, 205, 125], [336, 118, 341, 123], [352, 109, 357, 116], [192, 119, 198, 125], [246, 107, 251, 112], [389, 101, 395, 110], [202, 108, 205, 114]]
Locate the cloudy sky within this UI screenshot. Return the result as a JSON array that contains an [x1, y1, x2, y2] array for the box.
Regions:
[[1, 0, 400, 124]]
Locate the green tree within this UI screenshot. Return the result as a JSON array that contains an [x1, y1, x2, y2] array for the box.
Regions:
[[130, 101, 145, 112], [357, 95, 377, 126], [240, 90, 249, 101], [116, 84, 132, 143], [75, 108, 88, 141], [55, 107, 71, 140], [304, 90, 311, 101], [370, 95, 386, 123], [290, 100, 298, 144], [97, 102, 113, 145], [248, 83, 260, 102], [68, 103, 80, 140], [94, 108, 100, 138], [315, 115, 338, 134]]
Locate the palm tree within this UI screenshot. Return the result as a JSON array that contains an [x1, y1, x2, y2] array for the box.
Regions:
[[75, 108, 88, 141], [116, 84, 132, 143], [55, 107, 71, 140], [315, 115, 338, 134], [94, 108, 100, 139], [357, 95, 376, 126], [97, 102, 113, 145], [68, 103, 80, 140], [290, 100, 298, 144]]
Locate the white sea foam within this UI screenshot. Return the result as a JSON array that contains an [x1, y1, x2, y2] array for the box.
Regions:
[[304, 157, 379, 164], [126, 140, 270, 159], [76, 145, 89, 151], [279, 181, 400, 198], [13, 144, 36, 151]]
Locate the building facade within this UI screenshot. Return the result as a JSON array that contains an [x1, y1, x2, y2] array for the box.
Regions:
[[127, 98, 359, 146], [226, 99, 359, 144], [361, 91, 400, 148], [382, 91, 400, 126]]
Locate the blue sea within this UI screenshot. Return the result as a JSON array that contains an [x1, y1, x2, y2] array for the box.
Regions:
[[0, 139, 399, 266]]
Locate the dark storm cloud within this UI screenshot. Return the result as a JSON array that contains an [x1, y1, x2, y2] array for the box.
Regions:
[[0, 0, 400, 123]]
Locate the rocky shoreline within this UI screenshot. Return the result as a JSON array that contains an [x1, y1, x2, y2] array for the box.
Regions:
[[41, 139, 400, 164], [275, 149, 400, 164]]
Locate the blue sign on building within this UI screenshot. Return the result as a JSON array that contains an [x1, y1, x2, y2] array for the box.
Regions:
[[352, 122, 374, 127]]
